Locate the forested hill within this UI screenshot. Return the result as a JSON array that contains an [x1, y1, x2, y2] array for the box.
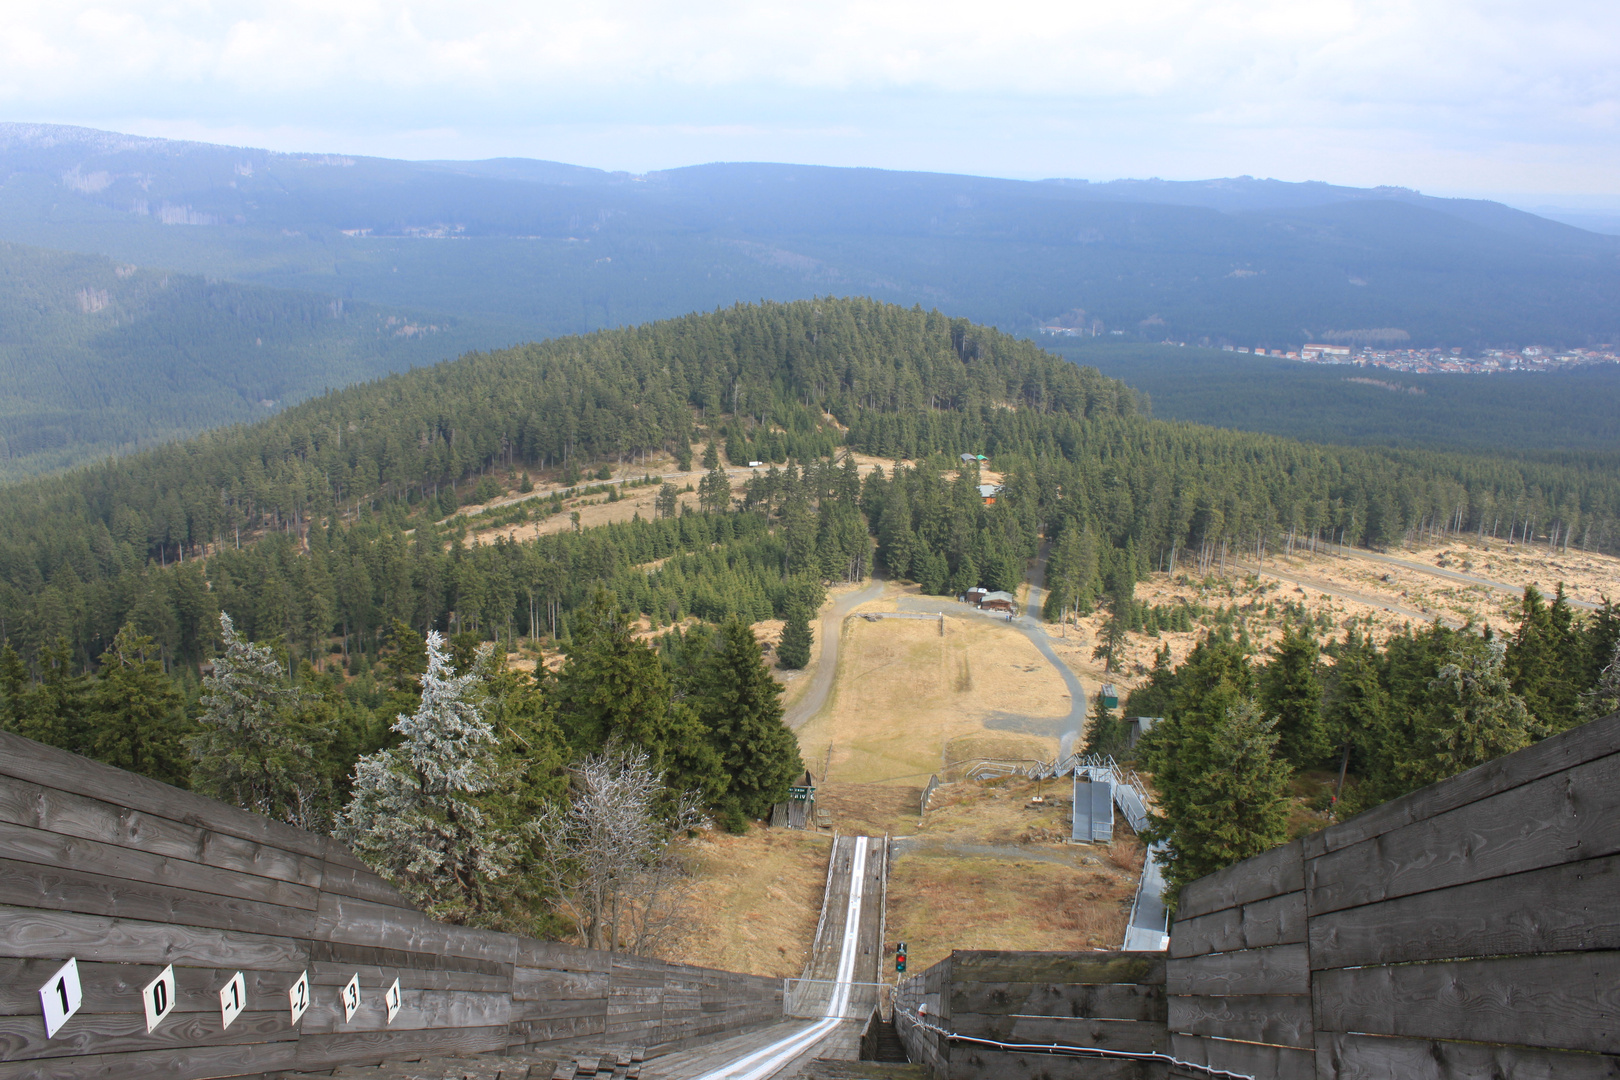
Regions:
[[0, 241, 511, 480], [2, 298, 1618, 672], [4, 124, 1619, 350]]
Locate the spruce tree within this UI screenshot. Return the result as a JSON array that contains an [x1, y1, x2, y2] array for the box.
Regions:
[[90, 625, 190, 787], [337, 631, 515, 921], [777, 607, 813, 670], [1146, 696, 1293, 903], [1412, 640, 1532, 788], [694, 619, 803, 826], [189, 612, 332, 829], [1260, 626, 1328, 767]]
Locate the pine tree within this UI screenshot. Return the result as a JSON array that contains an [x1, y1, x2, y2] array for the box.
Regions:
[[189, 612, 332, 829], [777, 607, 813, 670], [1413, 640, 1532, 788], [1146, 696, 1293, 903], [337, 631, 515, 921], [1081, 693, 1127, 758], [694, 619, 803, 826], [1260, 626, 1328, 767], [89, 625, 190, 787], [1506, 584, 1581, 732]]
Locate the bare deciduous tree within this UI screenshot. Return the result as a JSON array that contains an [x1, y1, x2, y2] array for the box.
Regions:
[[533, 747, 708, 955]]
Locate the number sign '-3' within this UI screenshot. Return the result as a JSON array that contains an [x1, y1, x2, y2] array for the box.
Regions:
[[341, 974, 361, 1022], [39, 958, 83, 1039]]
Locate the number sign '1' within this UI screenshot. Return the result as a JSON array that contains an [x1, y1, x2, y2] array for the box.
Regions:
[[288, 970, 311, 1024], [219, 971, 247, 1030], [142, 964, 177, 1033], [341, 974, 361, 1022], [39, 958, 83, 1039]]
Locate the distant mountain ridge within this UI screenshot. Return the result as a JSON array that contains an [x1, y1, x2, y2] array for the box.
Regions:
[[0, 239, 515, 479], [2, 123, 1617, 352]]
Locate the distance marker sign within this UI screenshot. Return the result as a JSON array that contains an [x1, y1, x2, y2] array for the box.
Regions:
[[341, 974, 361, 1022], [384, 978, 402, 1023], [219, 971, 247, 1030], [288, 971, 311, 1024], [142, 964, 177, 1033], [39, 958, 83, 1039]]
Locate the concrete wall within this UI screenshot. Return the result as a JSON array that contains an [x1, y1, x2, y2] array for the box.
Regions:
[[0, 732, 783, 1079], [1166, 709, 1620, 1079]]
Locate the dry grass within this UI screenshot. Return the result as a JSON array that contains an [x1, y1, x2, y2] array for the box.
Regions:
[[662, 826, 832, 977], [795, 598, 1071, 786], [887, 847, 1137, 976]]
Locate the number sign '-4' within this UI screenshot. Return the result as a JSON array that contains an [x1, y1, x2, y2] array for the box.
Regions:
[[39, 958, 83, 1039], [384, 978, 402, 1023], [219, 971, 247, 1030], [142, 965, 177, 1033]]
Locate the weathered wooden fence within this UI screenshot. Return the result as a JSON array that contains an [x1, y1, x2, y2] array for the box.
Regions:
[[1167, 708, 1620, 1079], [894, 951, 1169, 1080], [0, 731, 783, 1079]]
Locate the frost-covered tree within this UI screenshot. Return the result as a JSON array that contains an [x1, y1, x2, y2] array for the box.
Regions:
[[1413, 640, 1532, 788], [189, 612, 331, 830], [1580, 642, 1620, 723], [337, 631, 515, 921], [532, 747, 707, 954]]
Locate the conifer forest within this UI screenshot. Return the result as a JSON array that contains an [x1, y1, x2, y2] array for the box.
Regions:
[[2, 297, 1618, 922]]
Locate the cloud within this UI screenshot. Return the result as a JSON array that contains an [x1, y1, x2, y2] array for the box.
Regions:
[[2, 0, 1617, 190]]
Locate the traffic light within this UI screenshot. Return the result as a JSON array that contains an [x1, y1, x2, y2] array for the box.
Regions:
[[895, 941, 907, 975]]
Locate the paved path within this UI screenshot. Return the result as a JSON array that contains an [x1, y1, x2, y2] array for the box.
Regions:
[[896, 553, 1088, 759], [785, 581, 886, 731]]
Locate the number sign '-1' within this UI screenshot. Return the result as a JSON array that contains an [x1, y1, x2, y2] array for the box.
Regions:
[[288, 970, 311, 1024], [384, 977, 402, 1023], [341, 974, 361, 1022], [142, 964, 177, 1033], [219, 971, 247, 1031], [39, 958, 83, 1039]]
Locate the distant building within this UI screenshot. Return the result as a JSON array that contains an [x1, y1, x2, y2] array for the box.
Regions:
[[1303, 344, 1353, 359], [965, 586, 989, 605], [978, 590, 1017, 613], [978, 483, 1001, 504]]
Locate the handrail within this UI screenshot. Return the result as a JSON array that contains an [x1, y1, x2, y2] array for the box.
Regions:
[[893, 1005, 1254, 1080]]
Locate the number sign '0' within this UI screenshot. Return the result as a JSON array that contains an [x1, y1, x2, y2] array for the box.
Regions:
[[341, 974, 362, 1022], [219, 971, 247, 1030], [288, 970, 311, 1024], [39, 958, 83, 1039], [142, 964, 177, 1033]]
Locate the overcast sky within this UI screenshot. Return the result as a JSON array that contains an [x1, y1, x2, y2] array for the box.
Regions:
[[3, 0, 1618, 200]]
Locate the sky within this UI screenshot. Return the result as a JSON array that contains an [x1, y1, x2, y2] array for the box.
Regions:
[[2, 0, 1619, 201]]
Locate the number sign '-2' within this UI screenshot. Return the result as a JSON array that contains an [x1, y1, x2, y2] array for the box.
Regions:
[[142, 964, 177, 1033], [288, 970, 311, 1024], [38, 958, 83, 1039]]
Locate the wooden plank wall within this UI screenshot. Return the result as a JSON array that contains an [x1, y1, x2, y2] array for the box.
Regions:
[[1167, 710, 1620, 1080], [895, 950, 1170, 1080], [0, 732, 783, 1080]]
